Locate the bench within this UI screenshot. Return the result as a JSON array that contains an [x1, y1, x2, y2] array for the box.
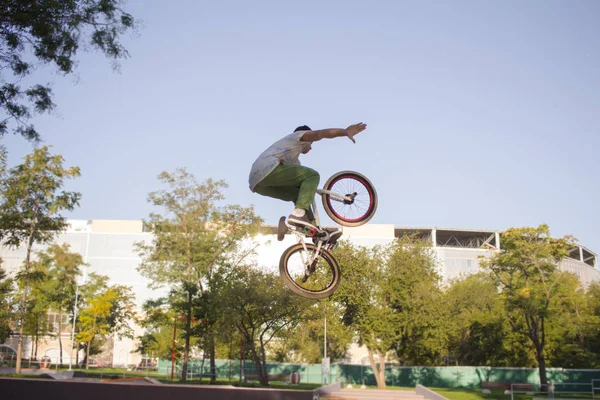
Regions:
[[481, 382, 512, 390]]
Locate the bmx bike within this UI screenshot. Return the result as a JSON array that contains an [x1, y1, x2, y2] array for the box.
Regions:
[[277, 170, 378, 300]]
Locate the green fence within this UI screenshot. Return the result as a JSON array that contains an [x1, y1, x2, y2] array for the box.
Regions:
[[157, 359, 600, 387], [158, 359, 331, 383]]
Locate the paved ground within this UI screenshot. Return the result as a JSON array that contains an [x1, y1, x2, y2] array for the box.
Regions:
[[0, 367, 46, 375], [323, 388, 425, 400], [1, 370, 431, 398], [0, 368, 161, 384]]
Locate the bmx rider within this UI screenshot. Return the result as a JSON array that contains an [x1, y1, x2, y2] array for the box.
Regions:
[[248, 123, 367, 232]]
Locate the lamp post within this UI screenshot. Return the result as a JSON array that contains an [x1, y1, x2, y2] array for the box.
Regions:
[[68, 278, 82, 371], [69, 231, 90, 371], [322, 304, 329, 385], [361, 358, 366, 389], [324, 307, 327, 361]]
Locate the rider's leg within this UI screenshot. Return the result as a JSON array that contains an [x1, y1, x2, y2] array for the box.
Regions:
[[254, 184, 317, 222], [253, 185, 299, 203], [253, 164, 320, 229]]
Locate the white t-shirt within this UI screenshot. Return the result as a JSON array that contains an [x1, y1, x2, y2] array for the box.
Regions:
[[249, 131, 309, 191]]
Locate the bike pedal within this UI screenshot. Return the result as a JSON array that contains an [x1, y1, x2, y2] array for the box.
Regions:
[[277, 216, 287, 241]]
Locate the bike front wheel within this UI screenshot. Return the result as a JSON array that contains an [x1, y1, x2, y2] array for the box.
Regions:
[[322, 171, 378, 227], [279, 243, 341, 300]]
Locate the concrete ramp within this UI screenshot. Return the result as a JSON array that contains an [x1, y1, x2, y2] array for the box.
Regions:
[[0, 377, 319, 400], [323, 388, 425, 400]]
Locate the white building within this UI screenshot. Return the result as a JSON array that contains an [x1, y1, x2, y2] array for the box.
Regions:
[[1, 220, 597, 365]]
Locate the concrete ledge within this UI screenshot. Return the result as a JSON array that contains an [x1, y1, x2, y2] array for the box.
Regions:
[[317, 382, 342, 397], [416, 384, 449, 400], [0, 377, 316, 400]]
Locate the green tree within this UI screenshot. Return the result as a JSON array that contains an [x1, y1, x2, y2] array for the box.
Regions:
[[76, 284, 135, 369], [37, 243, 84, 364], [76, 289, 114, 369], [0, 155, 13, 343], [79, 272, 109, 302], [0, 145, 80, 373], [217, 264, 308, 386], [545, 273, 592, 368], [578, 282, 600, 367], [137, 289, 202, 378], [273, 300, 352, 364], [0, 263, 14, 343], [0, 0, 135, 141], [21, 257, 52, 360], [136, 323, 181, 361], [73, 272, 109, 365], [387, 239, 446, 367], [444, 272, 534, 366], [333, 237, 442, 388], [332, 241, 390, 388], [480, 224, 572, 387], [136, 168, 261, 381]]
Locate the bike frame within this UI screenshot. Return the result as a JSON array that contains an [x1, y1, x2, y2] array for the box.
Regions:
[[284, 188, 349, 270], [314, 188, 354, 226]]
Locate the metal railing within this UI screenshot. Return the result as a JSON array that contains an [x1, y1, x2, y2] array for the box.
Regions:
[[511, 383, 595, 400], [0, 355, 156, 379]]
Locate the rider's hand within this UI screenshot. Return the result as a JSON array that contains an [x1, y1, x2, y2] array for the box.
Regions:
[[346, 122, 367, 143]]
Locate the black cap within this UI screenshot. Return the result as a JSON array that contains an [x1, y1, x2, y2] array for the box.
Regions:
[[294, 125, 311, 132]]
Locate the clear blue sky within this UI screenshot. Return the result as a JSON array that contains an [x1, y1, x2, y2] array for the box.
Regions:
[[3, 0, 599, 251]]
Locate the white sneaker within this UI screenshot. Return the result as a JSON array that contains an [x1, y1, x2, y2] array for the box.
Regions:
[[288, 208, 318, 231]]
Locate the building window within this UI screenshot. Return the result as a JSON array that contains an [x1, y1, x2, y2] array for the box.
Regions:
[[47, 312, 70, 334], [444, 259, 478, 278]]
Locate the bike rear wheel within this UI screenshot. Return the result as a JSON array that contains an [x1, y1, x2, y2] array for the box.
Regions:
[[279, 243, 341, 300], [322, 171, 378, 227]]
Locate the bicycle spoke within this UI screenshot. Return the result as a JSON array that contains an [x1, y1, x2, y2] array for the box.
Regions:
[[286, 249, 335, 293], [329, 181, 370, 219], [323, 172, 377, 226]]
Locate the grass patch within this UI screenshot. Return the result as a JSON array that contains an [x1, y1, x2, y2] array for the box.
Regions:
[[0, 373, 53, 379], [428, 387, 594, 400], [234, 381, 321, 390], [347, 385, 418, 390], [427, 387, 507, 400], [156, 376, 320, 390], [156, 377, 237, 385], [75, 368, 165, 380]]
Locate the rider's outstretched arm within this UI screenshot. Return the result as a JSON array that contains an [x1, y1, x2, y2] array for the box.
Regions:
[[301, 122, 367, 144]]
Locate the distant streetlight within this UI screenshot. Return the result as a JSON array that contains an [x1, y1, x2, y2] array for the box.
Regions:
[[322, 304, 329, 385], [361, 358, 367, 389], [68, 234, 89, 371]]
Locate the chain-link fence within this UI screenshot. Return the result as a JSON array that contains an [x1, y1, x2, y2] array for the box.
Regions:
[[0, 354, 158, 379], [510, 383, 596, 400], [157, 361, 600, 388], [163, 361, 332, 384], [0, 355, 92, 372], [3, 354, 600, 390]]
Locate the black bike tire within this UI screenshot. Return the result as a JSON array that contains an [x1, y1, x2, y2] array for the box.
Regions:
[[279, 243, 341, 300], [321, 171, 378, 227]]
